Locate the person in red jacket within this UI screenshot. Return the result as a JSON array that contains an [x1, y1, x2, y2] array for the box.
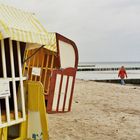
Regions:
[[118, 66, 127, 85]]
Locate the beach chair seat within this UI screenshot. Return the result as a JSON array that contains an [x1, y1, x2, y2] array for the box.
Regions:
[[1, 111, 22, 123]]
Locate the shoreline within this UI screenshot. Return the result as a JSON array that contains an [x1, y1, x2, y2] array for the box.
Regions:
[[76, 77, 140, 85], [76, 70, 140, 82]]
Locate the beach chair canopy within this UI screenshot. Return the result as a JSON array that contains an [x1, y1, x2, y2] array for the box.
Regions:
[[0, 4, 57, 52]]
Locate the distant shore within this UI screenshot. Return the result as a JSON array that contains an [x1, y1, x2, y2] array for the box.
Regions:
[[76, 70, 140, 82], [77, 62, 140, 81]]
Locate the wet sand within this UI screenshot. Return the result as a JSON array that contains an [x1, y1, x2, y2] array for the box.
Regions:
[[48, 79, 140, 140]]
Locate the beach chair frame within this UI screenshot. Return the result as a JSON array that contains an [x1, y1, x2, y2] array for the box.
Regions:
[[0, 39, 26, 128], [46, 33, 78, 113]]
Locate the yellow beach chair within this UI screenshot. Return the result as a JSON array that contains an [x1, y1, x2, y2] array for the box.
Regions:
[[0, 4, 54, 139]]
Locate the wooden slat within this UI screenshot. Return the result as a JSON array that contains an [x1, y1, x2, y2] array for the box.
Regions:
[[26, 50, 32, 79], [39, 49, 45, 81], [23, 49, 56, 95], [1, 39, 11, 123], [46, 55, 54, 94], [30, 50, 36, 80], [35, 51, 40, 81], [17, 41, 26, 120], [63, 76, 69, 111], [0, 41, 2, 124], [43, 54, 50, 91], [68, 76, 75, 111], [9, 39, 18, 120], [0, 102, 1, 124], [22, 48, 28, 75], [5, 96, 10, 122], [1, 39, 7, 77], [56, 74, 63, 112], [1, 111, 22, 122]]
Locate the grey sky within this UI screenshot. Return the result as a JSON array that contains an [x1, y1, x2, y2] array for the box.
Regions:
[[0, 0, 140, 62]]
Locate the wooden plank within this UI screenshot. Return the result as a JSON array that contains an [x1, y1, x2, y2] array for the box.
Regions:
[[46, 55, 54, 94], [30, 50, 36, 80], [22, 48, 28, 75], [1, 39, 10, 123], [34, 52, 39, 81], [56, 74, 63, 112], [9, 39, 18, 120], [39, 49, 45, 82], [17, 41, 26, 120], [26, 50, 31, 79], [43, 54, 50, 92], [1, 39, 7, 77], [63, 76, 69, 111], [5, 96, 10, 122]]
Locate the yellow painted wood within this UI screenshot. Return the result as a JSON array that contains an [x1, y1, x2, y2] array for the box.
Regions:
[[1, 81, 49, 140], [22, 49, 28, 75], [10, 120, 27, 140], [27, 81, 49, 140], [28, 82, 39, 111], [25, 50, 31, 79], [30, 53, 36, 80], [0, 32, 3, 40], [43, 54, 50, 87], [23, 48, 57, 95], [47, 54, 54, 93], [1, 111, 22, 123], [0, 127, 7, 140], [35, 52, 40, 81], [39, 49, 45, 81], [0, 116, 27, 140], [18, 120, 27, 140]]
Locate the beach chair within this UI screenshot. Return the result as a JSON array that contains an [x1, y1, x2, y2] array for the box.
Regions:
[[23, 33, 78, 113], [0, 4, 52, 139]]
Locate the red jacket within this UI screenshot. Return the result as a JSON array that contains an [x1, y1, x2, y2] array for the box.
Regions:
[[118, 68, 127, 79]]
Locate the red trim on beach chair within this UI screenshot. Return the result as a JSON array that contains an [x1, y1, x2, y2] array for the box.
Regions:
[[46, 67, 77, 113]]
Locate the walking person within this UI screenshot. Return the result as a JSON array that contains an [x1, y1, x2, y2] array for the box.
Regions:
[[118, 66, 127, 85]]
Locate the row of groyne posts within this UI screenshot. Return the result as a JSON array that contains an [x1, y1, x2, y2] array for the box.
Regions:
[[77, 64, 140, 84], [77, 64, 140, 71]]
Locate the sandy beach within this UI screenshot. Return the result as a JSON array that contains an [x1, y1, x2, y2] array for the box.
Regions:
[[48, 79, 140, 140]]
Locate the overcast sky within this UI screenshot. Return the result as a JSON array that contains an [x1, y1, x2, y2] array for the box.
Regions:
[[0, 0, 140, 62]]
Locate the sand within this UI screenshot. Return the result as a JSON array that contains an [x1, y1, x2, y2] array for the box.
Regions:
[[48, 80, 140, 140]]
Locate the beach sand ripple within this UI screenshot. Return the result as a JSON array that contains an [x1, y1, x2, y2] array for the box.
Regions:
[[48, 80, 140, 140]]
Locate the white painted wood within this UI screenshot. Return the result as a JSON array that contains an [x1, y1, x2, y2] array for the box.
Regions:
[[17, 41, 26, 120], [52, 74, 61, 111], [28, 111, 42, 139], [64, 76, 73, 111], [0, 77, 26, 82], [0, 39, 26, 128], [0, 102, 2, 124], [9, 39, 18, 120], [1, 39, 7, 77], [0, 41, 2, 124], [59, 41, 75, 68], [5, 96, 10, 122], [1, 39, 11, 123], [58, 76, 67, 111], [0, 118, 24, 128]]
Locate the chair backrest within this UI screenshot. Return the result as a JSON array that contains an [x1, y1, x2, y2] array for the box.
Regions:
[[23, 48, 57, 95], [46, 33, 78, 113]]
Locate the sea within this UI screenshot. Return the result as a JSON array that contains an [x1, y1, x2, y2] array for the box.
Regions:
[[76, 62, 140, 81]]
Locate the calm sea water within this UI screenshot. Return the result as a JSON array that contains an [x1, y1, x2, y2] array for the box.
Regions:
[[76, 62, 140, 80]]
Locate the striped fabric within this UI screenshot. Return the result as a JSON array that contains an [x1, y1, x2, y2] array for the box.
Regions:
[[0, 4, 57, 52], [47, 32, 57, 51]]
